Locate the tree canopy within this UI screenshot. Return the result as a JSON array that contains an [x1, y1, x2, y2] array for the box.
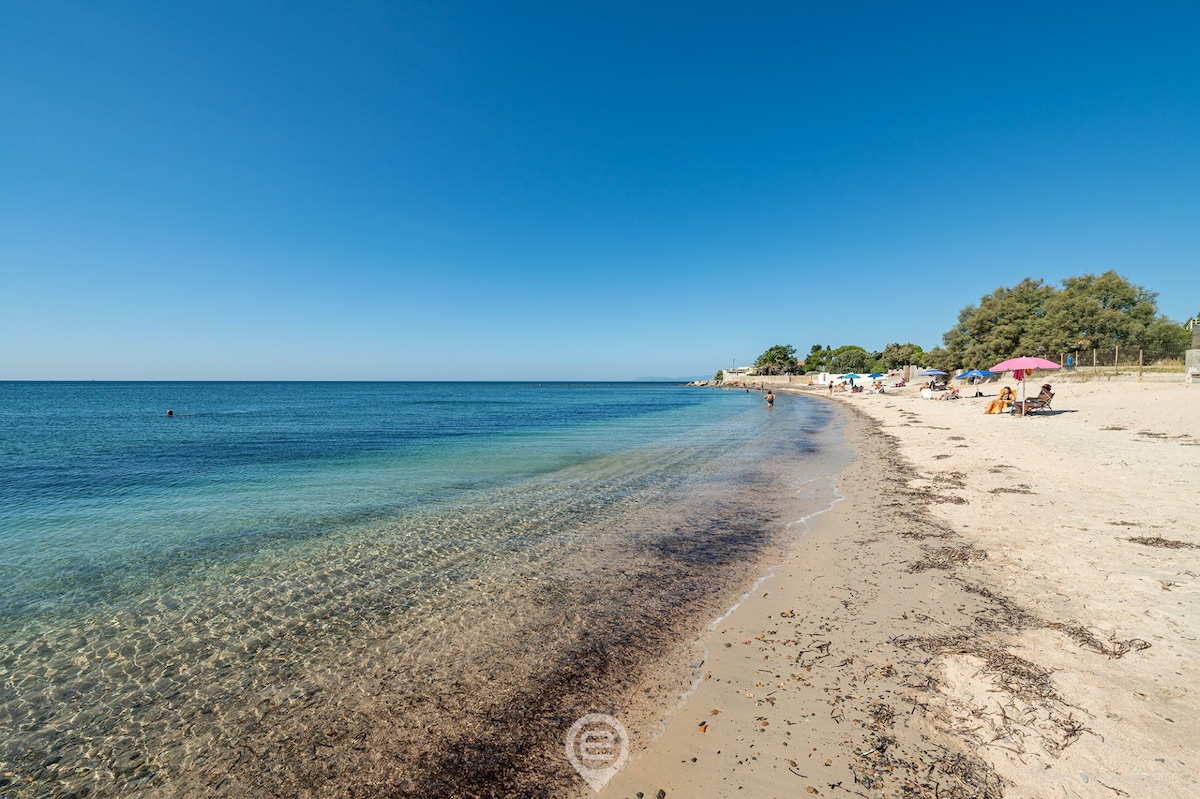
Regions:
[[742, 272, 1187, 378], [929, 271, 1189, 370], [878, 342, 926, 370], [828, 345, 872, 373], [753, 344, 799, 375], [795, 342, 925, 374]]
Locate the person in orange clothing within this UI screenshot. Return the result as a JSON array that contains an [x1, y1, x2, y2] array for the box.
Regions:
[[984, 386, 1015, 414]]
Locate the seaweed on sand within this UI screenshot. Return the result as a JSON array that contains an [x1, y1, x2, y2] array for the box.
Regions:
[[1126, 535, 1199, 550]]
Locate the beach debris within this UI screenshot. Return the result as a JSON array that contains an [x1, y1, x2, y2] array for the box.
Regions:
[[697, 721, 708, 733], [1046, 622, 1151, 658], [908, 543, 987, 572], [1126, 535, 1199, 550]]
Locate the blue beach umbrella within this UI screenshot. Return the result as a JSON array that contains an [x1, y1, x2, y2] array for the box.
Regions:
[[955, 369, 997, 381], [868, 372, 884, 378], [918, 368, 946, 385]]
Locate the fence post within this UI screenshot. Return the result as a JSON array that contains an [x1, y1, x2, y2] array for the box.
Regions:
[[1139, 349, 1144, 381], [1114, 345, 1119, 377], [1093, 349, 1097, 371]]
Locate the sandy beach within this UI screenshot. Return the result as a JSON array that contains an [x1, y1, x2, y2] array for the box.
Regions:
[[607, 378, 1199, 798]]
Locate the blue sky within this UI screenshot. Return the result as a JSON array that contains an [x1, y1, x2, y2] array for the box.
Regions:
[[2, 2, 1197, 380]]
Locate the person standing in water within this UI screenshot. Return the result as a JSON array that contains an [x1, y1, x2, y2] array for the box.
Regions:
[[765, 390, 775, 406]]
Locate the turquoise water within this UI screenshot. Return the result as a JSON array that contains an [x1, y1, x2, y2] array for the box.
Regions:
[[0, 382, 848, 798]]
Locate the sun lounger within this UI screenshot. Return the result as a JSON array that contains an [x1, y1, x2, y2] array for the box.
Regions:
[[1013, 387, 1054, 416], [1014, 399, 1052, 414]]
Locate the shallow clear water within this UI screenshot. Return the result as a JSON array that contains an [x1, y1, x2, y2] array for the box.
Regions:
[[0, 382, 848, 798]]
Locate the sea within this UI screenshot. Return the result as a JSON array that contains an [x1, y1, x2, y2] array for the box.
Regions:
[[0, 381, 850, 798]]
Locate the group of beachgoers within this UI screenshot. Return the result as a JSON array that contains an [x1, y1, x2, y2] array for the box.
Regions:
[[743, 378, 1055, 417]]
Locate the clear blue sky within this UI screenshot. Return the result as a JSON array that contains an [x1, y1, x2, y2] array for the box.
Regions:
[[2, 2, 1197, 380]]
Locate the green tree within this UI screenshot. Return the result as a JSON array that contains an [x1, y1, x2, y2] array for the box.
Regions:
[[939, 278, 1055, 369], [937, 271, 1183, 370], [878, 342, 926, 370], [1042, 271, 1158, 352], [923, 346, 957, 373], [1138, 319, 1190, 358], [802, 344, 832, 373], [753, 344, 799, 375], [828, 345, 872, 373]]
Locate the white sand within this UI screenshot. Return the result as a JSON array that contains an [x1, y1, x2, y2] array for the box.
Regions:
[[604, 378, 1200, 798]]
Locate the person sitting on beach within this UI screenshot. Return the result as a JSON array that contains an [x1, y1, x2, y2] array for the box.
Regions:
[[1013, 384, 1055, 415], [984, 386, 1015, 414], [1024, 384, 1054, 409], [939, 386, 961, 400]]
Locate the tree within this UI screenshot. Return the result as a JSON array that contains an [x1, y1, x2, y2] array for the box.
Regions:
[[1138, 319, 1190, 358], [923, 346, 957, 373], [802, 344, 832, 373], [753, 344, 799, 375], [939, 278, 1055, 369], [934, 272, 1179, 369], [878, 342, 926, 370], [1042, 271, 1158, 352], [828, 345, 873, 374]]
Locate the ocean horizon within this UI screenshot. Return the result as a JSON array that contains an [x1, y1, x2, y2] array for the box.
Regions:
[[0, 381, 849, 797]]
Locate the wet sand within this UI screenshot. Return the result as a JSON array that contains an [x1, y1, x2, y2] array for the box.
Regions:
[[609, 378, 1200, 798]]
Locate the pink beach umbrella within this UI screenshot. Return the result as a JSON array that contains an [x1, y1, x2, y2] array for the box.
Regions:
[[990, 356, 1061, 414]]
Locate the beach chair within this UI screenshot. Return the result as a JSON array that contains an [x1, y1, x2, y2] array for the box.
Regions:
[[1013, 387, 1054, 416]]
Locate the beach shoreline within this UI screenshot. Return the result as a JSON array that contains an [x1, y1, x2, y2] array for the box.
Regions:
[[606, 379, 1199, 798], [0, 382, 854, 799]]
